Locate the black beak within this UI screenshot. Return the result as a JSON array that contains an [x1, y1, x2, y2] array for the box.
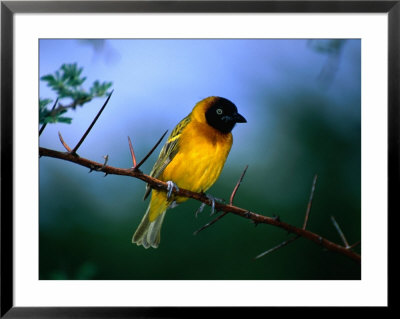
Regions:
[[233, 113, 247, 123]]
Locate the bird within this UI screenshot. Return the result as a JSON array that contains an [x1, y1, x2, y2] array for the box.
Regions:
[[132, 96, 246, 248]]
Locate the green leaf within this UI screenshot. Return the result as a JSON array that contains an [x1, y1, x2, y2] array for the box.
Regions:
[[40, 75, 55, 82], [39, 63, 113, 125], [56, 116, 73, 124], [39, 98, 53, 110]]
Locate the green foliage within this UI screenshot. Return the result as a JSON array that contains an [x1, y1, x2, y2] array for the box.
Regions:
[[39, 98, 72, 124], [39, 63, 113, 125]]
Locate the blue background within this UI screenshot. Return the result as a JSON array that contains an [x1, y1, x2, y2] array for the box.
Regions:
[[39, 39, 361, 280]]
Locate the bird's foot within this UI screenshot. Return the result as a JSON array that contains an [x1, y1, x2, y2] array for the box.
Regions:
[[208, 194, 225, 216], [195, 193, 224, 217], [195, 202, 207, 218], [166, 181, 179, 199]]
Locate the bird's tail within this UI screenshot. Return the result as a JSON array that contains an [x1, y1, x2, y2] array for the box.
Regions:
[[132, 194, 168, 249]]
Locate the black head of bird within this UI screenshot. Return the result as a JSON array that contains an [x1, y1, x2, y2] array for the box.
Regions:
[[205, 97, 247, 134]]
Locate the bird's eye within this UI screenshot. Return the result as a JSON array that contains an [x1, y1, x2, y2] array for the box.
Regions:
[[216, 108, 223, 115]]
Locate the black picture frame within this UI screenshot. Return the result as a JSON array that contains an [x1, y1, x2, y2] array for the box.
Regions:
[[1, 1, 395, 317]]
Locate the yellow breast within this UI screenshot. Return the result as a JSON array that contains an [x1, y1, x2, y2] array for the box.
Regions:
[[160, 121, 233, 200]]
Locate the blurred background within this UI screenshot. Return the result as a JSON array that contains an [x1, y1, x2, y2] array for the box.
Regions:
[[39, 39, 360, 280]]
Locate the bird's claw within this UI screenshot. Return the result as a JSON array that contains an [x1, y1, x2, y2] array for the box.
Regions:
[[195, 194, 224, 217], [195, 202, 207, 218], [166, 181, 179, 199], [208, 194, 224, 215]]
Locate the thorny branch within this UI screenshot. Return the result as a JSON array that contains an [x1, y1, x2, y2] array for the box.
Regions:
[[39, 94, 361, 263], [254, 173, 318, 260]]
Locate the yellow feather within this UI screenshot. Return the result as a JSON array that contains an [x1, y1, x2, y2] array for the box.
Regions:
[[148, 190, 169, 222], [161, 121, 232, 196], [166, 133, 181, 143]]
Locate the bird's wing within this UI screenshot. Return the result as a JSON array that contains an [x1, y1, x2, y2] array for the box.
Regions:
[[143, 115, 191, 200]]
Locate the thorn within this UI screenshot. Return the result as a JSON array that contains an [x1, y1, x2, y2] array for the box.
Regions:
[[128, 136, 137, 168], [303, 174, 318, 230], [229, 164, 249, 205], [135, 130, 168, 171], [330, 215, 350, 248], [348, 240, 361, 250], [193, 211, 229, 235], [58, 131, 72, 153], [71, 91, 113, 155], [254, 235, 299, 260], [97, 155, 109, 171]]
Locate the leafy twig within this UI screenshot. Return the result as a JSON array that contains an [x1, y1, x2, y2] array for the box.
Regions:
[[39, 98, 58, 136], [40, 63, 113, 125]]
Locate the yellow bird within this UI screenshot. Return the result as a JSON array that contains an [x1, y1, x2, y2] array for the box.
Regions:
[[132, 96, 246, 248]]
